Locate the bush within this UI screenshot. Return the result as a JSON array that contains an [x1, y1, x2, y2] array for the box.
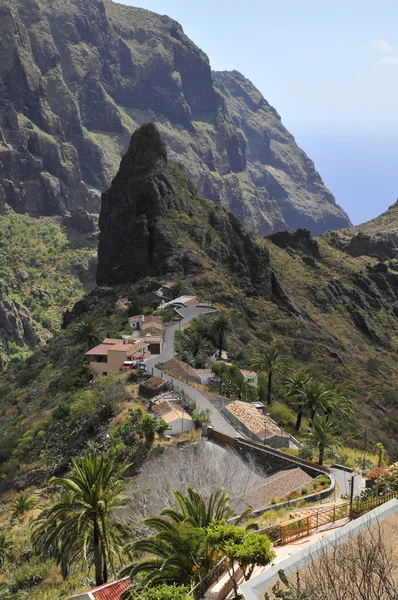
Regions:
[[301, 487, 309, 496], [269, 402, 296, 428]]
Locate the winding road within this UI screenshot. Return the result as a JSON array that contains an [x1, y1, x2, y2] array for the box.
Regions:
[[144, 305, 238, 437]]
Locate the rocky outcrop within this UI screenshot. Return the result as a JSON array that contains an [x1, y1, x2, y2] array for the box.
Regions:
[[0, 282, 43, 354], [0, 0, 350, 234], [97, 123, 271, 297], [328, 200, 398, 261]]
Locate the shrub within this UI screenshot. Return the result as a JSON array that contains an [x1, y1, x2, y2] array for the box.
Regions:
[[301, 487, 309, 496]]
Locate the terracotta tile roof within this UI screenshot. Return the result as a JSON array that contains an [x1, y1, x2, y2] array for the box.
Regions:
[[162, 282, 174, 289], [69, 577, 131, 600], [110, 340, 149, 354], [143, 377, 167, 389], [152, 400, 192, 423], [226, 401, 288, 440], [102, 338, 120, 345], [143, 335, 162, 343], [85, 344, 111, 356], [129, 315, 144, 321], [163, 358, 199, 380], [241, 369, 257, 377], [142, 321, 164, 332], [194, 369, 214, 375]]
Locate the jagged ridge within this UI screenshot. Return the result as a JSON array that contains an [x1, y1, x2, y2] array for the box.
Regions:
[[0, 0, 350, 234]]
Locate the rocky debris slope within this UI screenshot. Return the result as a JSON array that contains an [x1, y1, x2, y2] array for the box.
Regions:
[[97, 122, 271, 297], [0, 0, 350, 234]]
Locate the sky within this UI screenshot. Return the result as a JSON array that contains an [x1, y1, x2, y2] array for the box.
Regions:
[[120, 0, 398, 225]]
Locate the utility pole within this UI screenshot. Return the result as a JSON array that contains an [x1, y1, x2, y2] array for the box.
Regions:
[[362, 427, 368, 472], [349, 475, 355, 520]]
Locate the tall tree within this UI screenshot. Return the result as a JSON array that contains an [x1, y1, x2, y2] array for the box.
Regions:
[[223, 371, 258, 402], [32, 451, 130, 586], [282, 371, 313, 432], [322, 381, 353, 422], [252, 346, 284, 405], [71, 315, 103, 350], [161, 487, 246, 528], [211, 312, 231, 358], [122, 487, 249, 587], [302, 381, 333, 421], [305, 416, 342, 465]]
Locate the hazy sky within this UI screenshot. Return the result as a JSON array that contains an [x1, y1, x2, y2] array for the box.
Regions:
[[120, 0, 398, 224]]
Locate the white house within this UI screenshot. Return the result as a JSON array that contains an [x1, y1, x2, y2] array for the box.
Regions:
[[194, 369, 216, 385], [241, 369, 258, 387], [152, 399, 194, 435]]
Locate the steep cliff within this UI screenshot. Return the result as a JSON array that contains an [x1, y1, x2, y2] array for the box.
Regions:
[[97, 122, 271, 297], [0, 0, 350, 234]]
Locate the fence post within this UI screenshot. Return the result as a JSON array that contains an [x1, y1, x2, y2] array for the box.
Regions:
[[333, 504, 336, 524]]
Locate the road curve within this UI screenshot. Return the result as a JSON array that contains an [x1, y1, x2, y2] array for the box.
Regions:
[[145, 306, 238, 437]]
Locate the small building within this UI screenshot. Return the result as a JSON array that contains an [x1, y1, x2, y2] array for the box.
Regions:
[[128, 315, 165, 337], [194, 369, 216, 385], [152, 399, 194, 435], [155, 282, 175, 298], [223, 400, 290, 449], [69, 577, 131, 600], [86, 338, 150, 377], [241, 369, 258, 387], [139, 376, 169, 398], [162, 358, 199, 383], [142, 334, 163, 355], [159, 296, 198, 310], [128, 314, 144, 330]]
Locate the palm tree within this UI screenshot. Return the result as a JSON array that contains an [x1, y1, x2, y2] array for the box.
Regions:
[[302, 381, 334, 422], [282, 371, 313, 432], [10, 490, 37, 521], [211, 312, 231, 358], [123, 518, 207, 587], [322, 381, 353, 421], [170, 280, 184, 300], [32, 451, 130, 586], [223, 372, 257, 402], [162, 487, 239, 528], [122, 487, 249, 587], [71, 315, 103, 350], [305, 415, 342, 465], [252, 346, 284, 405]]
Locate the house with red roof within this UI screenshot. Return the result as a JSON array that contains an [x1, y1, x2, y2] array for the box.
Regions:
[[69, 577, 131, 600], [85, 338, 150, 377]]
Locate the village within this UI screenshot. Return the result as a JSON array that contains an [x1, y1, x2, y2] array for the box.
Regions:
[[84, 282, 297, 450], [71, 281, 398, 600]]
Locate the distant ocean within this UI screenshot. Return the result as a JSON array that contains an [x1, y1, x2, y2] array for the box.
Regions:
[[288, 121, 398, 226]]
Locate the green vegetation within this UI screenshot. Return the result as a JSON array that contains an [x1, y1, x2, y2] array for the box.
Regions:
[[32, 450, 130, 586], [252, 346, 285, 405], [0, 214, 96, 362]]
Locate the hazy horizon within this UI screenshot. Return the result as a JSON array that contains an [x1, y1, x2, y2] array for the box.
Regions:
[[120, 0, 398, 226]]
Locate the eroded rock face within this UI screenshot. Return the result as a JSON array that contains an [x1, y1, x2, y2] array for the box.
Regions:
[[0, 283, 44, 361], [97, 123, 271, 297], [0, 0, 350, 234]]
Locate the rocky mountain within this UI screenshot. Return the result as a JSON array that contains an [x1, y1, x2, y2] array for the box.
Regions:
[[0, 0, 350, 234], [94, 123, 398, 454], [327, 200, 398, 261], [97, 122, 271, 295]]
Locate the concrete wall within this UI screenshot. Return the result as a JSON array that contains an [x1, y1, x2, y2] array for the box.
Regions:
[[167, 416, 194, 435]]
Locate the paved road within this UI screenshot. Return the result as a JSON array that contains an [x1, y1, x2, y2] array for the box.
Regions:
[[330, 467, 364, 498], [145, 306, 238, 437]]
